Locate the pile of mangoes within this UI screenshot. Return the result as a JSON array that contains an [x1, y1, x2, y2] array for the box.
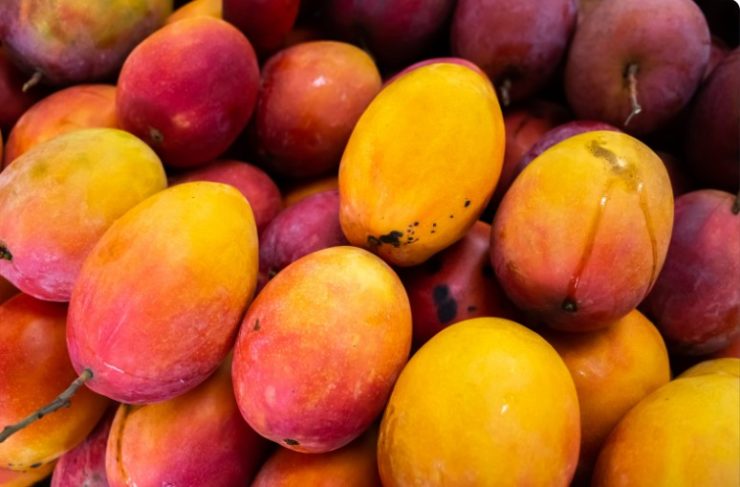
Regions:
[[0, 0, 738, 485]]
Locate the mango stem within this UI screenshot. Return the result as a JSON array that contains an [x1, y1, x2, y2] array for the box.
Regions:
[[21, 71, 43, 93], [0, 368, 93, 443]]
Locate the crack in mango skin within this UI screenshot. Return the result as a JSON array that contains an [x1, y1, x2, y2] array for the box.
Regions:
[[562, 140, 660, 312]]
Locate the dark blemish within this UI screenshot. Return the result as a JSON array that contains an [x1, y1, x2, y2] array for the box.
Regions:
[[29, 463, 41, 469], [467, 305, 477, 313], [149, 127, 164, 145], [464, 199, 471, 208], [284, 438, 300, 446], [378, 230, 404, 247], [413, 221, 419, 226], [561, 298, 578, 312], [0, 242, 11, 261], [732, 194, 740, 215], [432, 285, 458, 324], [482, 264, 494, 279], [588, 141, 619, 170], [449, 214, 454, 219], [367, 235, 381, 247], [253, 319, 260, 331], [431, 230, 435, 234]]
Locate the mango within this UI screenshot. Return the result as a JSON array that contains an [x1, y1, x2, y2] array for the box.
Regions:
[[492, 131, 673, 331], [0, 294, 109, 471], [543, 310, 671, 478], [339, 62, 505, 266], [252, 428, 381, 486], [679, 358, 740, 379], [0, 0, 172, 85], [0, 462, 55, 487], [378, 318, 580, 485], [593, 375, 740, 486], [232, 246, 411, 453], [4, 84, 117, 166], [105, 360, 267, 486], [0, 128, 166, 301], [67, 182, 258, 403]]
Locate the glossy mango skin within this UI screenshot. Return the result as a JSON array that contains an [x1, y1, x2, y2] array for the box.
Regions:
[[339, 62, 505, 266], [0, 128, 167, 301], [378, 318, 580, 486], [679, 358, 740, 379], [67, 182, 258, 403], [0, 294, 110, 471], [543, 310, 671, 477], [492, 131, 673, 331], [593, 375, 740, 486], [4, 84, 117, 166], [0, 0, 172, 85], [233, 246, 411, 453], [105, 361, 267, 487]]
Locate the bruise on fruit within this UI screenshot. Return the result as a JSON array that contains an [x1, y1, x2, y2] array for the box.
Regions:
[[464, 199, 471, 207], [432, 284, 457, 324], [29, 463, 41, 469], [253, 319, 260, 331], [0, 243, 11, 260], [283, 438, 299, 446]]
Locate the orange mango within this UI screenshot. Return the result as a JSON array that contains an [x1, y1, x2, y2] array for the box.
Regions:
[[67, 182, 258, 403], [544, 310, 671, 477], [0, 128, 166, 301], [339, 62, 505, 266], [0, 294, 109, 470], [492, 130, 673, 331], [378, 318, 580, 485], [3, 85, 117, 166], [593, 374, 739, 486]]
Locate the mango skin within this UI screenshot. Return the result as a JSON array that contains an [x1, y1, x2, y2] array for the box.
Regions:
[[679, 358, 740, 379], [105, 361, 267, 487], [232, 246, 411, 453], [378, 318, 580, 486], [117, 17, 259, 167], [3, 84, 117, 166], [0, 128, 166, 301], [0, 462, 55, 487], [0, 0, 172, 85], [50, 410, 114, 487], [67, 182, 258, 403], [592, 375, 740, 487], [0, 294, 110, 471], [543, 310, 671, 478], [492, 131, 673, 331], [166, 0, 221, 24], [339, 62, 505, 266], [252, 428, 381, 487]]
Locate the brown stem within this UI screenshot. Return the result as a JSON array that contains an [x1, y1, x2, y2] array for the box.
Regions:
[[624, 63, 642, 127], [732, 189, 740, 215], [499, 78, 511, 107], [0, 368, 93, 443], [21, 71, 43, 93]]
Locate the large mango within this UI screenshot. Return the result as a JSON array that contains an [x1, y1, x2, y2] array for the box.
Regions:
[[339, 61, 505, 266]]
